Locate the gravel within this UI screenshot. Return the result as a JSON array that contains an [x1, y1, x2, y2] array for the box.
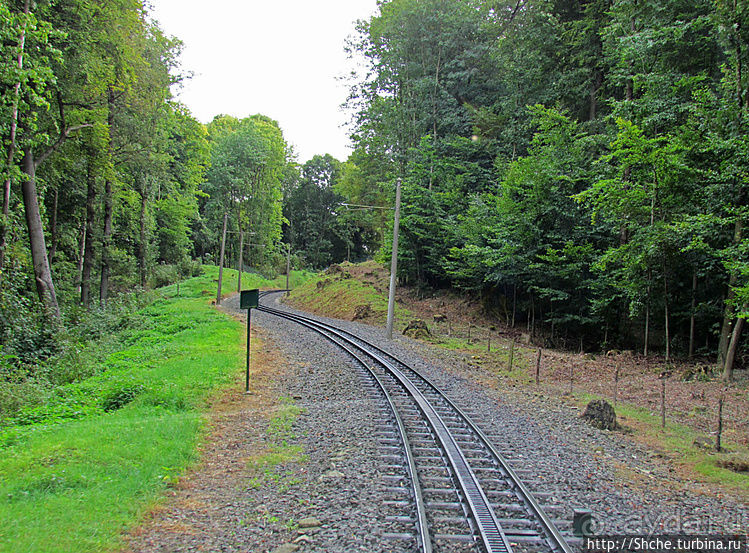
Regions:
[[125, 292, 749, 553]]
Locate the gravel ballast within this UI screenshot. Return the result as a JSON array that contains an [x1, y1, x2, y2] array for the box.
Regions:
[[125, 292, 748, 553]]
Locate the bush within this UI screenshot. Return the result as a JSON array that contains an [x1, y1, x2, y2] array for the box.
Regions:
[[44, 344, 102, 386], [150, 260, 202, 289], [151, 264, 179, 289], [0, 286, 59, 365], [101, 383, 146, 412], [0, 375, 52, 422], [11, 400, 103, 426]]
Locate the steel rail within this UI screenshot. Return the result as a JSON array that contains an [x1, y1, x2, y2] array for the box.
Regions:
[[256, 294, 574, 553], [289, 313, 574, 553], [255, 302, 433, 552], [257, 302, 515, 553], [257, 292, 572, 553]]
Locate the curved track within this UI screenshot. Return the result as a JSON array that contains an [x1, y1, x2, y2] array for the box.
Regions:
[[257, 292, 573, 553]]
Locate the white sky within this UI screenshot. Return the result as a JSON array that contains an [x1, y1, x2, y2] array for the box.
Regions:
[[146, 0, 380, 163]]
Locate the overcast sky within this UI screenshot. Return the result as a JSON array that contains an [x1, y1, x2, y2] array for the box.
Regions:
[[146, 0, 380, 163]]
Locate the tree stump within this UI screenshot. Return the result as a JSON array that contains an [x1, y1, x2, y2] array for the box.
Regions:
[[403, 319, 432, 340], [581, 399, 619, 431]]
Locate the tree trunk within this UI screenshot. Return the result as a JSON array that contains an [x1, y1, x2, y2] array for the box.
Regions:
[[237, 229, 244, 293], [724, 307, 746, 382], [216, 212, 228, 305], [100, 177, 113, 306], [689, 269, 697, 358], [139, 187, 148, 288], [100, 87, 115, 308], [589, 70, 603, 121], [625, 16, 635, 102], [48, 187, 58, 265], [20, 147, 60, 318], [719, 216, 743, 366], [663, 261, 670, 363], [0, 0, 30, 274], [644, 275, 651, 356], [81, 161, 97, 309], [76, 223, 86, 294]]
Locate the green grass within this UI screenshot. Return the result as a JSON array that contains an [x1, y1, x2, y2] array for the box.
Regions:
[[0, 266, 314, 553], [285, 264, 411, 324], [567, 390, 749, 494], [246, 398, 306, 496], [433, 336, 534, 382], [163, 265, 316, 302]]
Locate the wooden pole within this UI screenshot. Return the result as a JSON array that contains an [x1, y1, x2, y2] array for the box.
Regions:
[[508, 340, 515, 371], [245, 308, 252, 392], [286, 243, 290, 295], [237, 229, 244, 293], [535, 348, 542, 385], [386, 179, 401, 340], [237, 230, 244, 292], [716, 395, 724, 452], [614, 363, 620, 408], [660, 378, 666, 429]]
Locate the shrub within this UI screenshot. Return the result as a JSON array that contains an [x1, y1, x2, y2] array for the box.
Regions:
[[151, 264, 179, 289], [101, 383, 146, 412], [0, 375, 52, 422]]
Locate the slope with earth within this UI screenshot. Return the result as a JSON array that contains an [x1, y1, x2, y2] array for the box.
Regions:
[[287, 261, 749, 493]]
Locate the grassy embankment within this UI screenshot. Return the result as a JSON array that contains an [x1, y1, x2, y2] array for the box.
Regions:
[[0, 266, 312, 553], [284, 260, 411, 324], [287, 262, 749, 496]]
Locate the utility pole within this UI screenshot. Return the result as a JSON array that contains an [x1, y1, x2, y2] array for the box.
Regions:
[[216, 212, 228, 306], [237, 229, 244, 293], [386, 179, 402, 340]]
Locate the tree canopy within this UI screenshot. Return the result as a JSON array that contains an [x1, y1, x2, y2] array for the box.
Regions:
[[341, 0, 749, 379], [3, 0, 749, 381]]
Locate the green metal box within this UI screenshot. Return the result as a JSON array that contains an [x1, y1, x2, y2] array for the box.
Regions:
[[240, 289, 259, 309]]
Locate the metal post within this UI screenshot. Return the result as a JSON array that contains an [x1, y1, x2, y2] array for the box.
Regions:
[[386, 179, 401, 340], [573, 508, 592, 537], [246, 308, 251, 393]]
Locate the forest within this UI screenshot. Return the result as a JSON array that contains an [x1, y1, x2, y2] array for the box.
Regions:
[[1, 0, 748, 391], [337, 0, 749, 381]]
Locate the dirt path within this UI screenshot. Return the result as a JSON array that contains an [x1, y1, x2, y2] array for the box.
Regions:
[[122, 312, 291, 552]]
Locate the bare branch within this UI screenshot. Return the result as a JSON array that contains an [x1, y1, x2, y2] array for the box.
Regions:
[[35, 123, 94, 169]]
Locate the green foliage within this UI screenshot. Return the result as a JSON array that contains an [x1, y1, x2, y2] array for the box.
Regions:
[[284, 154, 370, 268], [344, 0, 749, 360], [200, 115, 288, 272], [100, 382, 145, 412], [0, 263, 59, 365], [0, 270, 250, 552]]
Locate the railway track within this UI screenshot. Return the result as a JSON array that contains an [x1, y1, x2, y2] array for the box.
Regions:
[[257, 292, 575, 553]]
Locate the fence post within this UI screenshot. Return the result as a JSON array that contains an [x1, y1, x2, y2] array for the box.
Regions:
[[660, 378, 666, 428], [614, 363, 620, 408], [508, 340, 515, 371], [716, 395, 724, 452]]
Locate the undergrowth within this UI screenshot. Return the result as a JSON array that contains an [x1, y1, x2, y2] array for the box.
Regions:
[[0, 265, 313, 553]]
